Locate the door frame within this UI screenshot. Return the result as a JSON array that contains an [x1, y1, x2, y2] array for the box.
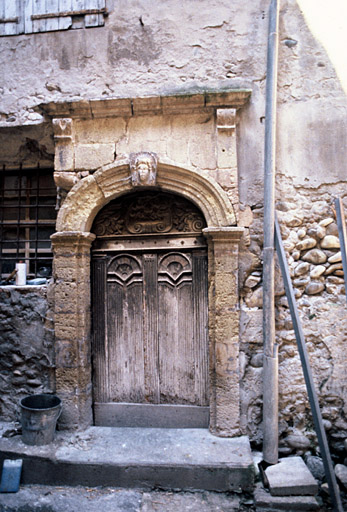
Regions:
[[51, 157, 244, 436]]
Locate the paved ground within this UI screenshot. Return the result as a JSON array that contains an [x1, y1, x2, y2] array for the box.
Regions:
[[1, 423, 345, 511], [0, 485, 254, 511]]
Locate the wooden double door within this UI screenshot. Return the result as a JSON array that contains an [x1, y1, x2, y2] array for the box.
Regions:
[[92, 246, 209, 427]]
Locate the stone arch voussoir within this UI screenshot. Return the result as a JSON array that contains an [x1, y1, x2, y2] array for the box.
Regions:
[[56, 157, 236, 232]]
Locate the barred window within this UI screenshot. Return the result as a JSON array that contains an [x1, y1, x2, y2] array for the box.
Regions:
[[0, 169, 56, 281]]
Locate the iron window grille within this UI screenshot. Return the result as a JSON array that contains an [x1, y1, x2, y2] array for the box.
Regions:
[[0, 168, 56, 280]]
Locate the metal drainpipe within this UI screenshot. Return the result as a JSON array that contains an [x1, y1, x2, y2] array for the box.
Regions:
[[263, 0, 280, 465]]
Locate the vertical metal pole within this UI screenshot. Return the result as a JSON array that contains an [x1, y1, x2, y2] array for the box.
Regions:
[[263, 0, 280, 465], [335, 197, 347, 302]]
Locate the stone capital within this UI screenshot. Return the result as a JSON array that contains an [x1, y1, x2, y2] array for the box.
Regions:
[[51, 231, 96, 251], [203, 227, 244, 244], [216, 109, 237, 133]]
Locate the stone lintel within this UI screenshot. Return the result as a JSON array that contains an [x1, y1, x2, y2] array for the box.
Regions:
[[203, 227, 244, 243], [38, 89, 252, 120]]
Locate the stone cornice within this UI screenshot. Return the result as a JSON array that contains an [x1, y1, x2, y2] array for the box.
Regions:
[[37, 89, 252, 120]]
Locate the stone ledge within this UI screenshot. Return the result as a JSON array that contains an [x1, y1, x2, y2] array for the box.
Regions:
[[37, 89, 252, 120]]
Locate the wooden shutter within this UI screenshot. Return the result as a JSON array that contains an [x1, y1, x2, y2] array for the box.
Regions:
[[0, 0, 107, 35], [0, 0, 24, 36], [83, 0, 105, 28]]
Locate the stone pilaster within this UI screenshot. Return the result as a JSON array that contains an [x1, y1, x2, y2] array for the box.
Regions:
[[51, 231, 96, 429], [203, 227, 244, 436], [216, 109, 237, 169], [53, 118, 78, 190], [216, 109, 239, 210]]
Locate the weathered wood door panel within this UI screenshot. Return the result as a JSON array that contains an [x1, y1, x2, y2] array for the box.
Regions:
[[91, 192, 209, 427], [107, 254, 145, 403], [158, 252, 208, 405], [92, 249, 208, 426]]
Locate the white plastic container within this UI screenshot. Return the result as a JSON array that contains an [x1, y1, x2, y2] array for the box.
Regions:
[[15, 262, 27, 286]]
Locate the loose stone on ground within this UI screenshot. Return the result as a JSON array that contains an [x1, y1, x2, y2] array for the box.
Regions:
[[264, 457, 318, 496]]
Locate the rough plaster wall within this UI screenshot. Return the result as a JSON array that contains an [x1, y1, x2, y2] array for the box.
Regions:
[[0, 0, 265, 126], [0, 124, 54, 169], [0, 286, 55, 421]]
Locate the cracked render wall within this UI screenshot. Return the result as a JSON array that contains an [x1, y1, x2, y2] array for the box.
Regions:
[[0, 0, 346, 453]]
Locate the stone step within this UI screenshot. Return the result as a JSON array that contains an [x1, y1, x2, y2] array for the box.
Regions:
[[0, 426, 254, 492]]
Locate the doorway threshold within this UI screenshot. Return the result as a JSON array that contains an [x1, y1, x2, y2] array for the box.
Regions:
[[94, 403, 210, 428], [0, 424, 254, 491]]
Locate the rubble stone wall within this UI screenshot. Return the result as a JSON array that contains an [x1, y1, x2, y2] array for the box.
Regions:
[[0, 285, 55, 421], [239, 183, 347, 458]]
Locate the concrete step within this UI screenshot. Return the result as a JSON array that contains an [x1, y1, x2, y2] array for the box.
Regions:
[[0, 425, 254, 492]]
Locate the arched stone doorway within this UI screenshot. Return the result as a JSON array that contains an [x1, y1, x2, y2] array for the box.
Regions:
[[91, 190, 209, 427], [51, 157, 244, 436]]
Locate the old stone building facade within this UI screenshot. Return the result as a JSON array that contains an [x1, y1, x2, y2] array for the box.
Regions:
[[0, 0, 346, 459]]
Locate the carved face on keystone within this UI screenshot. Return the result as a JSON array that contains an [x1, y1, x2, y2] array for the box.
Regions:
[[136, 158, 151, 183], [129, 152, 158, 187]]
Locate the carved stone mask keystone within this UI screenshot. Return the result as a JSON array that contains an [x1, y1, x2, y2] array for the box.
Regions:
[[129, 152, 158, 187]]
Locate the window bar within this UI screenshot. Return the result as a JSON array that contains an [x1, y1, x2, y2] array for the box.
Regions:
[[25, 172, 31, 276], [0, 173, 4, 275], [34, 168, 39, 277], [16, 171, 22, 268]]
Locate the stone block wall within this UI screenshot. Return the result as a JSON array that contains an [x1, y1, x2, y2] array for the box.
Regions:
[[0, 285, 55, 420], [53, 109, 240, 215]]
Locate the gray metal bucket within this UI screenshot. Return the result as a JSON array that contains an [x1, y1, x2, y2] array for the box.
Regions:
[[20, 394, 62, 446]]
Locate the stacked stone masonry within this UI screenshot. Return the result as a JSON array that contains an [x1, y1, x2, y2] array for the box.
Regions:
[[240, 192, 346, 459]]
